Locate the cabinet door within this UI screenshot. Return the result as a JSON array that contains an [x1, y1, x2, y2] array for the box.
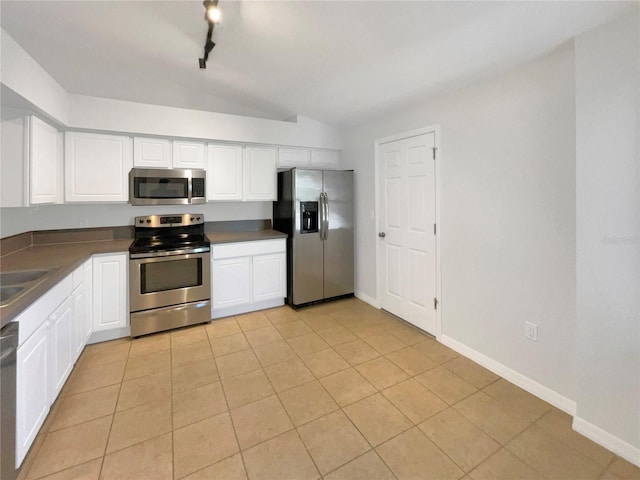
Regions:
[[83, 260, 94, 343], [72, 283, 86, 363], [93, 253, 128, 332], [252, 253, 286, 302], [207, 143, 243, 201], [310, 149, 340, 170], [48, 296, 74, 403], [16, 322, 49, 467], [65, 132, 132, 202], [173, 140, 206, 169], [133, 137, 171, 168], [211, 256, 251, 310], [243, 146, 277, 201], [30, 116, 62, 205], [277, 147, 310, 169]]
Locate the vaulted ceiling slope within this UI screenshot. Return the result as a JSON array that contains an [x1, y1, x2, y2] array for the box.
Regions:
[[0, 1, 634, 127]]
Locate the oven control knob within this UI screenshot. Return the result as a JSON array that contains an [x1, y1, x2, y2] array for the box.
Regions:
[[191, 217, 194, 222], [197, 217, 201, 221], [146, 219, 151, 223], [139, 219, 144, 224]]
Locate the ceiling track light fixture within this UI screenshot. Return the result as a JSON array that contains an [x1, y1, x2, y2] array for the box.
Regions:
[[199, 0, 221, 69]]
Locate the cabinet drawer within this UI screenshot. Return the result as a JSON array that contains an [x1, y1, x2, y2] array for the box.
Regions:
[[211, 239, 285, 260]]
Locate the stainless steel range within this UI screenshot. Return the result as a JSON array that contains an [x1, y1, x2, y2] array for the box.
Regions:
[[129, 214, 211, 337]]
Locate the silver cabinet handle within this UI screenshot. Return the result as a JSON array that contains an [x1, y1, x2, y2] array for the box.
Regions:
[[378, 232, 386, 238]]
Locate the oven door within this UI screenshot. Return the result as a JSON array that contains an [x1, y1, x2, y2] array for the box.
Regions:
[[129, 252, 211, 313]]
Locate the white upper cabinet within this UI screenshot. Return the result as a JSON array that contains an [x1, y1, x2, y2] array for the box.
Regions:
[[1, 112, 63, 207], [29, 116, 62, 205], [65, 132, 132, 202], [243, 146, 277, 201], [207, 143, 243, 201], [133, 136, 172, 168], [277, 147, 311, 169], [207, 144, 277, 201], [173, 140, 206, 169], [277, 147, 341, 170], [310, 149, 340, 170]]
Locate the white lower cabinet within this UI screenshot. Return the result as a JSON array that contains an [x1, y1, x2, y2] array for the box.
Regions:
[[211, 256, 252, 309], [253, 253, 286, 303], [72, 260, 92, 363], [48, 296, 74, 403], [82, 260, 94, 343], [16, 321, 49, 467], [92, 253, 128, 332], [211, 239, 286, 318], [15, 253, 126, 468]]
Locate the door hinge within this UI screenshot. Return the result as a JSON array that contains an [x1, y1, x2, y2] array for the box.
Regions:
[[432, 146, 437, 160], [433, 223, 437, 235], [434, 297, 439, 310]]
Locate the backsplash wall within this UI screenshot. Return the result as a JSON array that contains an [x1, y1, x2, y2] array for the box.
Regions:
[[0, 202, 273, 238]]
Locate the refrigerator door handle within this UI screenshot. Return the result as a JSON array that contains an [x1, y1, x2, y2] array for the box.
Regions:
[[319, 193, 325, 240], [324, 193, 329, 240], [320, 192, 328, 241]]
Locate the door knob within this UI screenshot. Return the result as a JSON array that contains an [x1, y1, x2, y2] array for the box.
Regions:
[[378, 232, 386, 238]]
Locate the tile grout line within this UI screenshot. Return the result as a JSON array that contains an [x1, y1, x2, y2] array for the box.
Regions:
[[206, 315, 250, 480], [97, 340, 131, 478]]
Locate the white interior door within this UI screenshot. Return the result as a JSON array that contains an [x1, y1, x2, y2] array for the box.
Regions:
[[378, 132, 437, 335]]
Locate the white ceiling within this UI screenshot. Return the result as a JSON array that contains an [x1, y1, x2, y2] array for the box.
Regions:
[[1, 1, 634, 127]]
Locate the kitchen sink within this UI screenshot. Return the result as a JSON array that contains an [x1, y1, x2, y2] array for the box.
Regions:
[[0, 286, 24, 305], [0, 267, 59, 307], [0, 269, 53, 286]]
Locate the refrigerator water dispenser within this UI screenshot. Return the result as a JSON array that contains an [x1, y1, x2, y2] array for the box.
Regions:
[[300, 201, 319, 233]]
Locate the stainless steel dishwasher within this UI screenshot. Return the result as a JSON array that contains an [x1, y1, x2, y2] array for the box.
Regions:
[[1, 322, 18, 480]]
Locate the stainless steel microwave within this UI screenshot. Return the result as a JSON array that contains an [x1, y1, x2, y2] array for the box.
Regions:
[[129, 168, 206, 205]]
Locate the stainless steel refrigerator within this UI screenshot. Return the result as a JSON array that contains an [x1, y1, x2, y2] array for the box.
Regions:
[[274, 168, 354, 307]]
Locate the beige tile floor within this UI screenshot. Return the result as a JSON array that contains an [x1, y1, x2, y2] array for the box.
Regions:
[[18, 298, 639, 480]]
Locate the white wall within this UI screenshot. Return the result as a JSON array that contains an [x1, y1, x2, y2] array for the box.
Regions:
[[574, 12, 639, 458], [0, 30, 342, 151], [0, 30, 70, 124], [343, 42, 577, 402], [68, 96, 342, 150]]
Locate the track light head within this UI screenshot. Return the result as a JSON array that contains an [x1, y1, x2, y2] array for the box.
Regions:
[[198, 0, 220, 69], [203, 0, 221, 24]]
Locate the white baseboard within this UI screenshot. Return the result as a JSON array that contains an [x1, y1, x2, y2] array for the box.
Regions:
[[355, 290, 379, 308], [212, 298, 284, 319], [87, 326, 131, 344], [439, 334, 576, 415], [573, 416, 640, 467]]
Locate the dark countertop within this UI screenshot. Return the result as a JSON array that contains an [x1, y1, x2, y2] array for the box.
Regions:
[[0, 239, 133, 328], [0, 224, 288, 328], [208, 229, 287, 244]]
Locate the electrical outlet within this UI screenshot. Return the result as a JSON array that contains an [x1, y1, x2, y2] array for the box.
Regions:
[[525, 321, 538, 341]]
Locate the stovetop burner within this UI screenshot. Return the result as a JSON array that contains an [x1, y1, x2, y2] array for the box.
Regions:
[[130, 214, 210, 257]]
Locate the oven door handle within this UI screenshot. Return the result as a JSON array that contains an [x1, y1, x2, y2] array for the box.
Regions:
[[130, 247, 211, 259]]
